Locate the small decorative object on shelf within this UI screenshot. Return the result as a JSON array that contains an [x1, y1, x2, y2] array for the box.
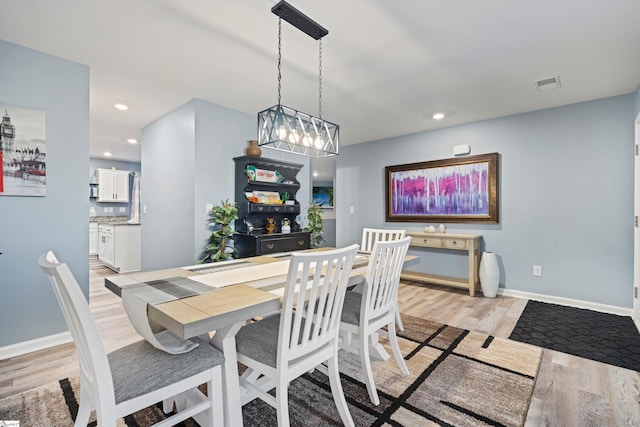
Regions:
[[479, 251, 500, 298], [246, 139, 262, 157], [281, 218, 291, 234], [438, 224, 446, 233], [245, 165, 284, 183], [424, 225, 436, 234], [265, 217, 276, 234]]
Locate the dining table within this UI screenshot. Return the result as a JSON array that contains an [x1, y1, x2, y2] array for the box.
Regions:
[[104, 248, 418, 427]]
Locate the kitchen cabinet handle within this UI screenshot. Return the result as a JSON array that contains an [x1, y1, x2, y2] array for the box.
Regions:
[[298, 240, 305, 246], [267, 244, 274, 249]]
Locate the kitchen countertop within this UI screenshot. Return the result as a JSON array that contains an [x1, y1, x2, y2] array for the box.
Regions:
[[90, 216, 140, 225]]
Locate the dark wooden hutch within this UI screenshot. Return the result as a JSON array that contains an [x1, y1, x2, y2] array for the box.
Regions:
[[233, 156, 310, 258]]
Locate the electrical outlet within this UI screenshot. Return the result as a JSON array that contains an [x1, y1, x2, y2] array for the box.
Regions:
[[119, 207, 126, 212], [206, 203, 213, 214], [533, 265, 542, 277]]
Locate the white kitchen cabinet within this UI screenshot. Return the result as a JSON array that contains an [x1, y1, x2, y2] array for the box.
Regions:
[[89, 222, 99, 256], [96, 168, 130, 202], [98, 224, 140, 272]]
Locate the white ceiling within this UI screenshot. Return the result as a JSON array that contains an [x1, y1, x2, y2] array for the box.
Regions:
[[1, 0, 639, 182]]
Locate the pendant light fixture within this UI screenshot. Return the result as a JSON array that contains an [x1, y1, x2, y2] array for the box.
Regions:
[[257, 1, 339, 157]]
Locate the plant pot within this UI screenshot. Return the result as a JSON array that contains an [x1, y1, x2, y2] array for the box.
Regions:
[[479, 251, 500, 298]]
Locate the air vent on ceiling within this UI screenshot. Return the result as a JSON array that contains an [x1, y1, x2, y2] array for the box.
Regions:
[[535, 75, 561, 91]]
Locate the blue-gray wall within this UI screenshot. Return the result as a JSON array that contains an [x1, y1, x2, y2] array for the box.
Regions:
[[89, 157, 141, 217], [141, 99, 311, 271], [337, 94, 635, 308], [0, 40, 89, 346]]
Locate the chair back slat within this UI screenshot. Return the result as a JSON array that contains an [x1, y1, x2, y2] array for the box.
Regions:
[[360, 228, 406, 253], [279, 245, 359, 365], [363, 237, 412, 320], [38, 251, 115, 408]]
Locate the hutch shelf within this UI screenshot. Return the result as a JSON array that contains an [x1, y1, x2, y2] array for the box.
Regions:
[[233, 156, 310, 258]]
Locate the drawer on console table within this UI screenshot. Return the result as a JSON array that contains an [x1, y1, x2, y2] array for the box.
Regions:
[[443, 238, 467, 250], [411, 236, 443, 248]]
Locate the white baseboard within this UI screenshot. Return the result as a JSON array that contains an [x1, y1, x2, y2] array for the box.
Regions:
[[500, 288, 633, 317], [0, 331, 72, 360]]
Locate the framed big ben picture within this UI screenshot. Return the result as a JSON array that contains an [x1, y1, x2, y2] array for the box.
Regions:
[[0, 103, 46, 197]]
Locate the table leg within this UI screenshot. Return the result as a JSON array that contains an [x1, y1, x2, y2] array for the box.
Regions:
[[468, 246, 476, 296], [211, 323, 244, 427]]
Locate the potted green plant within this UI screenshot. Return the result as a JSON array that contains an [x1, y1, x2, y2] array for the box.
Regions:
[[200, 198, 239, 263], [304, 202, 324, 248]]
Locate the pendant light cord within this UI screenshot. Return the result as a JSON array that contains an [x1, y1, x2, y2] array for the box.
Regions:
[[318, 39, 322, 119], [277, 17, 282, 106]]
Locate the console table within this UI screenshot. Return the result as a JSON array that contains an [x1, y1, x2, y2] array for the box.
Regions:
[[401, 232, 482, 296]]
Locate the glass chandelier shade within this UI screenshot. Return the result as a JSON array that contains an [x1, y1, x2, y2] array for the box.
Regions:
[[258, 104, 339, 157], [258, 1, 339, 157]]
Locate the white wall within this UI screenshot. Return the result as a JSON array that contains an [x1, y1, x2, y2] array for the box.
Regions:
[[337, 94, 635, 308], [0, 40, 89, 346]]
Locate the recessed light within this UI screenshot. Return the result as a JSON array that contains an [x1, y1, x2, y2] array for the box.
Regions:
[[114, 103, 129, 111], [103, 152, 112, 157], [313, 172, 319, 177], [127, 138, 138, 144], [433, 112, 445, 120]]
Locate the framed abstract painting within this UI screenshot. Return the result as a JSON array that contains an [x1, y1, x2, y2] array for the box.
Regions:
[[385, 152, 499, 223]]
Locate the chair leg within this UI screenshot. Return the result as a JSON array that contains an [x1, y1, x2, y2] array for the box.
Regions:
[[94, 408, 117, 427], [327, 355, 354, 427], [387, 321, 409, 376], [276, 377, 290, 427], [395, 308, 404, 332], [73, 389, 92, 427], [360, 332, 380, 405]]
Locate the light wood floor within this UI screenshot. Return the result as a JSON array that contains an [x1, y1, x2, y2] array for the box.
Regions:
[[1, 258, 639, 426]]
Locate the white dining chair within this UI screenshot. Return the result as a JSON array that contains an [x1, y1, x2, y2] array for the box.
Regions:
[[360, 227, 406, 331], [38, 250, 225, 427], [235, 244, 360, 427], [340, 236, 412, 405]]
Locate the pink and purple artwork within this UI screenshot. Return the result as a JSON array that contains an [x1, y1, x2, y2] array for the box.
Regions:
[[385, 153, 498, 223]]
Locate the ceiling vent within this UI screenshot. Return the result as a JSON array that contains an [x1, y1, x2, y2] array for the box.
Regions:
[[535, 75, 561, 91]]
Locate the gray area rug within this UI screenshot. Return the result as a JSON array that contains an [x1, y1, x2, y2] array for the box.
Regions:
[[509, 300, 640, 371], [0, 315, 542, 426]]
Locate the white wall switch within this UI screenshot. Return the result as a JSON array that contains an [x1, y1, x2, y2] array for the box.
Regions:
[[143, 204, 147, 214], [206, 203, 213, 214], [533, 265, 542, 276], [349, 206, 355, 214]]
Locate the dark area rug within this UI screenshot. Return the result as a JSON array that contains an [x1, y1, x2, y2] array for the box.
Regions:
[[1, 315, 542, 426], [509, 300, 640, 371]]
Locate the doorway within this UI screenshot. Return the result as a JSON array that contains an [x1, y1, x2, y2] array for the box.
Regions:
[[634, 113, 640, 330]]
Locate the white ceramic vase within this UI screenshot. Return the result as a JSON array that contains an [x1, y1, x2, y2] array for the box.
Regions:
[[479, 251, 500, 298]]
